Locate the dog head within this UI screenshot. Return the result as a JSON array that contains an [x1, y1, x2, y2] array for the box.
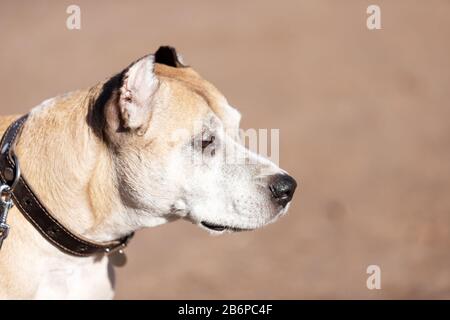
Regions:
[[89, 46, 297, 234]]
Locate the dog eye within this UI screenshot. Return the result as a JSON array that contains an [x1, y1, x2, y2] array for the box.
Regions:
[[201, 136, 215, 150]]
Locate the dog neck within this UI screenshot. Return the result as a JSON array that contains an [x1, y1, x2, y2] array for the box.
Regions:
[[13, 87, 156, 242]]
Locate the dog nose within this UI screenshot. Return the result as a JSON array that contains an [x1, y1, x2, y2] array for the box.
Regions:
[[269, 174, 297, 207]]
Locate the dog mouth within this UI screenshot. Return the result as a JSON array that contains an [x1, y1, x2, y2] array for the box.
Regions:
[[200, 221, 251, 232]]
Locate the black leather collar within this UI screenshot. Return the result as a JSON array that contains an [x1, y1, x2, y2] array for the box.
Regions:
[[0, 115, 133, 257]]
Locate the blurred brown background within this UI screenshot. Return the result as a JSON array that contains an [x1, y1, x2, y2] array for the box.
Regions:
[[1, 0, 449, 299]]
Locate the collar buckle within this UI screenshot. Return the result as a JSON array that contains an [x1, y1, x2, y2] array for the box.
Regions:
[[0, 185, 14, 249]]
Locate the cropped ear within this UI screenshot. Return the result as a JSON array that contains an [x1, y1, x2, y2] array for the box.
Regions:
[[88, 55, 161, 143], [117, 55, 159, 135], [154, 46, 187, 68]]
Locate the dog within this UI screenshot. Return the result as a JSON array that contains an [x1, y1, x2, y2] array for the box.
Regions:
[[0, 46, 297, 299]]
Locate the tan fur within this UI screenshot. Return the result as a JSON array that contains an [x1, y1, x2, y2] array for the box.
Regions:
[[0, 65, 230, 298], [0, 58, 291, 298], [0, 90, 115, 298], [154, 64, 238, 130]]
